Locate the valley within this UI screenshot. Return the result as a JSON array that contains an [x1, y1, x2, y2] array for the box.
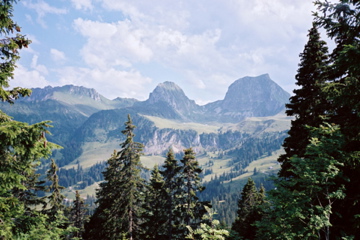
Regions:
[[0, 74, 291, 224]]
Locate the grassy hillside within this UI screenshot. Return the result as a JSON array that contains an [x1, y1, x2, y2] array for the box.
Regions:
[[221, 113, 291, 135], [63, 141, 120, 169], [141, 114, 221, 134], [63, 147, 283, 199], [60, 114, 288, 204]]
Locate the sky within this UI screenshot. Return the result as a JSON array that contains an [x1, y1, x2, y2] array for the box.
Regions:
[[12, 0, 318, 105]]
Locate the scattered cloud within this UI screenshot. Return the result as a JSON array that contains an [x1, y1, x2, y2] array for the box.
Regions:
[[73, 18, 153, 69], [22, 0, 67, 28], [15, 0, 317, 102], [50, 49, 66, 63], [71, 0, 93, 11], [13, 64, 49, 89], [30, 55, 48, 75]]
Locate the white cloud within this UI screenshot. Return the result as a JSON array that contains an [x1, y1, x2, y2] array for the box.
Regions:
[[73, 18, 153, 69], [13, 64, 49, 89], [71, 0, 93, 11], [30, 55, 48, 75], [70, 0, 315, 102], [22, 1, 67, 28], [15, 0, 316, 102], [50, 49, 66, 63]]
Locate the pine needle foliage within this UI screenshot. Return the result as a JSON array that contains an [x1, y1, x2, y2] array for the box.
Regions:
[[85, 114, 146, 240]]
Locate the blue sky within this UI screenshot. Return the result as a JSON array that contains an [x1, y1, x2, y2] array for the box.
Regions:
[[12, 0, 317, 104]]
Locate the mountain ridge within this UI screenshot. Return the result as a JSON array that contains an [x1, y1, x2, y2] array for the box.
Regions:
[[15, 74, 290, 123], [0, 74, 291, 168]]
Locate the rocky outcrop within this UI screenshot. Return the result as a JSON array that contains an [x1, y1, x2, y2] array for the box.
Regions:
[[204, 74, 290, 122], [139, 81, 204, 121]]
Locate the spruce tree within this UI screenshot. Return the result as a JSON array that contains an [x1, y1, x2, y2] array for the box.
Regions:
[[0, 0, 31, 103], [141, 165, 167, 239], [43, 159, 66, 220], [70, 190, 87, 239], [177, 148, 207, 239], [0, 1, 74, 238], [257, 2, 360, 238], [231, 178, 265, 240], [160, 148, 182, 240], [313, 1, 360, 236], [278, 23, 329, 177], [256, 124, 346, 239], [85, 114, 145, 240], [0, 1, 58, 237]]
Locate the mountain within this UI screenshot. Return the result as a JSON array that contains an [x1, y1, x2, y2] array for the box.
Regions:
[[0, 74, 291, 166], [129, 75, 290, 123], [1, 85, 137, 145], [136, 81, 204, 121], [205, 74, 290, 122], [20, 85, 138, 116]]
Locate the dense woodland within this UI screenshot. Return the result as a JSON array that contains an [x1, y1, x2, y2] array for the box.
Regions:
[[1, 0, 360, 239]]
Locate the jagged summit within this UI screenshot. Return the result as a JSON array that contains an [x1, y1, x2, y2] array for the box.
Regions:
[[157, 81, 182, 91], [141, 81, 202, 120], [147, 81, 187, 104]]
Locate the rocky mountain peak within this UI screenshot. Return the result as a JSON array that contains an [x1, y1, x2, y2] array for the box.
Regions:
[[205, 74, 290, 122], [147, 81, 187, 104], [142, 81, 202, 120]]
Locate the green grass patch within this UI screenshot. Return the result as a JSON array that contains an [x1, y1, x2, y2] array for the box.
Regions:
[[197, 151, 234, 182], [62, 141, 167, 171], [141, 155, 166, 169], [222, 114, 291, 134], [231, 149, 283, 181], [53, 92, 114, 111], [63, 183, 100, 200], [142, 115, 220, 134], [63, 141, 120, 170]]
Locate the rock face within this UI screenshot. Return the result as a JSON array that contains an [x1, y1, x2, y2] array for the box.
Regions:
[[204, 74, 290, 122], [137, 81, 204, 121]]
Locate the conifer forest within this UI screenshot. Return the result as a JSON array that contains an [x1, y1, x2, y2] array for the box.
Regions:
[[1, 0, 360, 239]]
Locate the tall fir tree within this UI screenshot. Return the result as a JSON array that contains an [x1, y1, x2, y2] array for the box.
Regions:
[[70, 190, 87, 239], [0, 1, 60, 237], [313, 1, 360, 237], [256, 124, 346, 239], [84, 114, 145, 240], [176, 148, 207, 239], [0, 0, 31, 103], [257, 2, 360, 238], [230, 178, 265, 240], [278, 22, 329, 177], [141, 165, 167, 239], [160, 148, 182, 240], [43, 159, 66, 221]]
